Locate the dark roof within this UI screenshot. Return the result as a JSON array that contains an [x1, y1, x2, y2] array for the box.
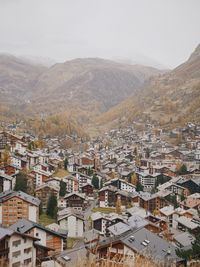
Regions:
[[99, 185, 117, 193], [64, 192, 85, 199], [10, 219, 66, 239], [57, 208, 84, 221], [98, 227, 182, 264], [0, 190, 40, 206], [81, 183, 93, 188], [0, 173, 15, 181], [0, 226, 39, 241]]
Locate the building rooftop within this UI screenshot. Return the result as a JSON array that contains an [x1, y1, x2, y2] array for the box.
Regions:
[[176, 216, 199, 230], [64, 192, 85, 199], [180, 197, 200, 209], [0, 173, 15, 181], [126, 206, 148, 218], [160, 205, 175, 216], [174, 232, 195, 247], [10, 219, 66, 238], [108, 222, 131, 236], [128, 214, 148, 229], [35, 183, 60, 192], [98, 227, 182, 264], [57, 207, 84, 221], [0, 190, 40, 206]]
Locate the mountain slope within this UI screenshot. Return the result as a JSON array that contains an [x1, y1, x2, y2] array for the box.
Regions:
[[0, 55, 164, 136], [0, 54, 46, 105], [97, 44, 200, 129], [28, 58, 164, 115], [0, 56, 164, 117]]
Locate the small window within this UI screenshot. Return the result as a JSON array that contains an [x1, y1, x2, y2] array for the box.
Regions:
[[24, 247, 32, 254], [24, 258, 32, 265], [12, 240, 21, 247], [12, 262, 21, 267], [12, 250, 21, 258]]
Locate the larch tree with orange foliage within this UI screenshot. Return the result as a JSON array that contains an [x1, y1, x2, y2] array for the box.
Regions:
[[115, 196, 122, 214], [131, 173, 138, 185]]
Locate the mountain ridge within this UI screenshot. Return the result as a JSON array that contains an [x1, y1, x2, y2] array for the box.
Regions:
[[96, 44, 200, 130], [0, 55, 164, 118], [1, 44, 199, 137]]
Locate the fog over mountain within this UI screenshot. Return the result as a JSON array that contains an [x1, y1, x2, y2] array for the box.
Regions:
[[0, 0, 199, 68], [0, 0, 199, 134], [0, 54, 164, 117]]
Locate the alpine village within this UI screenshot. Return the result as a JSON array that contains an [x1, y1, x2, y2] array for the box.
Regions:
[[0, 4, 200, 267]]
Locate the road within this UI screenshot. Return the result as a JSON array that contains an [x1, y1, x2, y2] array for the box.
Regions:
[[84, 198, 97, 232]]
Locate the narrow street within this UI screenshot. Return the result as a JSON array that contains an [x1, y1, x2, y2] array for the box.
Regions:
[[84, 197, 97, 232]]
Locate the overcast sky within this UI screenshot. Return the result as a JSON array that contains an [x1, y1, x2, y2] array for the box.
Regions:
[[0, 0, 199, 68]]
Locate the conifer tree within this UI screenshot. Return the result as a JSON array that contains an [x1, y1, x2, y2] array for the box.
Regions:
[[14, 172, 28, 193], [46, 194, 57, 218], [92, 174, 99, 189], [64, 158, 68, 170], [136, 181, 143, 192], [59, 180, 66, 197]]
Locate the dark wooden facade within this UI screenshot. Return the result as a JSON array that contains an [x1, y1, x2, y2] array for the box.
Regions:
[[65, 193, 85, 210]]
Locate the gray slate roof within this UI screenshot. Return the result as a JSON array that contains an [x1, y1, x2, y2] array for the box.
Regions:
[[0, 173, 15, 181], [57, 207, 84, 221], [0, 227, 13, 240], [98, 227, 182, 264], [0, 190, 40, 206], [128, 214, 148, 229], [107, 222, 131, 236], [174, 232, 195, 247], [10, 219, 66, 238]]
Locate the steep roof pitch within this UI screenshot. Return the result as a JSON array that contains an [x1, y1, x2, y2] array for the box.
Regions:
[[0, 190, 40, 206], [10, 219, 66, 239], [0, 173, 15, 181], [64, 192, 85, 199], [57, 207, 84, 221], [0, 226, 38, 241], [98, 227, 182, 264]]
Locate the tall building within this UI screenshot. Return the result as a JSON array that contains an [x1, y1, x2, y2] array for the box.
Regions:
[[0, 190, 40, 227]]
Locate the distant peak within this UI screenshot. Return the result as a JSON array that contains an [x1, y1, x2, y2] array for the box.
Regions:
[[188, 44, 200, 62], [67, 57, 115, 64]]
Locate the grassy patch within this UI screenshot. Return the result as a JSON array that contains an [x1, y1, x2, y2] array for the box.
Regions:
[[92, 207, 116, 214], [53, 168, 69, 178], [39, 213, 56, 226]]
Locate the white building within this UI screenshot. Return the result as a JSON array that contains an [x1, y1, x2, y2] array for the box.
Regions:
[[0, 173, 16, 192], [0, 227, 37, 267], [12, 140, 27, 155], [138, 173, 159, 192], [58, 208, 84, 238], [10, 219, 65, 254], [104, 178, 136, 193]]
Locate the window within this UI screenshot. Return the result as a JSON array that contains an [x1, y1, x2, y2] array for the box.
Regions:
[[12, 262, 21, 267], [12, 240, 21, 247], [24, 258, 32, 265], [12, 251, 21, 258], [24, 247, 32, 254]]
